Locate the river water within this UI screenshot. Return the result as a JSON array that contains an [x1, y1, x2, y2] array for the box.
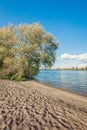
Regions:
[[35, 70, 87, 95]]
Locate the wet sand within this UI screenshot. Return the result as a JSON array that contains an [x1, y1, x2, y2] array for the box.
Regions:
[[0, 79, 87, 130]]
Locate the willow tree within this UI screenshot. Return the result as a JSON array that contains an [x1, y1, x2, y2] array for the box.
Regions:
[[0, 24, 17, 79], [0, 23, 58, 81]]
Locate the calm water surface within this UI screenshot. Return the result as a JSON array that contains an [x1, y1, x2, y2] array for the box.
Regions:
[[35, 70, 87, 95]]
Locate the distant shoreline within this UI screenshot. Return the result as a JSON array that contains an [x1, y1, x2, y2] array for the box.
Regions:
[[40, 68, 87, 71]]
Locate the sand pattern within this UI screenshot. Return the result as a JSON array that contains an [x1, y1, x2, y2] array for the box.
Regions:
[[0, 79, 87, 130]]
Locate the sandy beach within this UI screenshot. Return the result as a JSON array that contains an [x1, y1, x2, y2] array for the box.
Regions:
[[0, 79, 87, 130]]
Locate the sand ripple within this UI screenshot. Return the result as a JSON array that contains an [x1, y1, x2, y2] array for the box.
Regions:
[[0, 80, 87, 130]]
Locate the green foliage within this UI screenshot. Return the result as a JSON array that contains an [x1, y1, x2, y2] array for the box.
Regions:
[[0, 23, 58, 81]]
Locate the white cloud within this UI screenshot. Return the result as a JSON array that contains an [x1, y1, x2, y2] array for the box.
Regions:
[[78, 53, 87, 61], [53, 53, 87, 69], [59, 53, 87, 61]]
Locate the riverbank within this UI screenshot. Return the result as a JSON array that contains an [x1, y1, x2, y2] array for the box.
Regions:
[[35, 79, 87, 97], [35, 70, 87, 96], [0, 79, 87, 130]]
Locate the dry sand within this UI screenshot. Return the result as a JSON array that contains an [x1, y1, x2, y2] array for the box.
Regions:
[[0, 79, 87, 130]]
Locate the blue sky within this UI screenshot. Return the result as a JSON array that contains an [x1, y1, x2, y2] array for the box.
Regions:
[[0, 0, 87, 68]]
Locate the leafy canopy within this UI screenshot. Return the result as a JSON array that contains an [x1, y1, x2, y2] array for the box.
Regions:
[[0, 23, 58, 81]]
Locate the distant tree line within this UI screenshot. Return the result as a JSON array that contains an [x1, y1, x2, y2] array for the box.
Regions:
[[57, 67, 87, 70], [0, 23, 58, 81]]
